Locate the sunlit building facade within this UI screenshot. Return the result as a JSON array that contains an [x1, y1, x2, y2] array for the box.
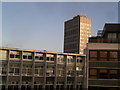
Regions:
[[64, 14, 92, 54], [0, 47, 87, 90], [87, 23, 120, 90]]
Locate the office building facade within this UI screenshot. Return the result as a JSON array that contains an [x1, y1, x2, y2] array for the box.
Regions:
[[64, 14, 92, 54], [87, 23, 120, 90], [0, 47, 87, 90]]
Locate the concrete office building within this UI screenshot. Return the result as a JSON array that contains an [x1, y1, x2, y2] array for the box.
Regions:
[[0, 47, 87, 90], [87, 23, 120, 90], [64, 14, 92, 54]]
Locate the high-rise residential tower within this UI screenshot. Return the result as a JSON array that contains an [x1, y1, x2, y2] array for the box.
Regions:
[[64, 14, 92, 54]]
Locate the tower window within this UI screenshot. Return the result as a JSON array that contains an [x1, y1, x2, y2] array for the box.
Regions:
[[108, 33, 116, 39]]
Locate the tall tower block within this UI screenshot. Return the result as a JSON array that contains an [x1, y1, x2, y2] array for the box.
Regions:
[[64, 14, 92, 54]]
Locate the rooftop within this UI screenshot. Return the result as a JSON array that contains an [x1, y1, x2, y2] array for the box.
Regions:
[[1, 47, 85, 56]]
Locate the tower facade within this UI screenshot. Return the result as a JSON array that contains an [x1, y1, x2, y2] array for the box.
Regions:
[[64, 14, 92, 54], [87, 23, 120, 90]]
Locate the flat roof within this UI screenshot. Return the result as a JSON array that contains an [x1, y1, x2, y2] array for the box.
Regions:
[[1, 47, 85, 56]]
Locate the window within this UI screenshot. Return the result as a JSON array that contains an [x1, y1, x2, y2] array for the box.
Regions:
[[99, 69, 107, 73], [10, 51, 21, 59], [39, 68, 43, 76], [99, 51, 107, 58], [109, 51, 118, 59], [57, 58, 64, 63], [109, 70, 117, 74], [109, 70, 118, 79], [51, 57, 54, 61], [27, 69, 32, 75], [89, 76, 97, 79], [35, 56, 39, 60], [10, 54, 14, 58], [80, 60, 83, 63], [40, 57, 43, 60], [22, 69, 26, 74], [98, 69, 108, 79], [35, 69, 38, 74], [9, 68, 14, 74], [15, 55, 20, 58], [2, 68, 7, 74], [35, 56, 43, 60], [108, 33, 117, 39], [89, 69, 97, 79], [28, 56, 32, 59], [15, 68, 19, 75], [89, 69, 97, 76], [90, 51, 97, 58], [23, 55, 27, 59], [47, 57, 49, 60]]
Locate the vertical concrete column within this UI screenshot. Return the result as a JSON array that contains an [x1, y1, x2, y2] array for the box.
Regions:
[[54, 54, 57, 90], [83, 54, 88, 89], [19, 51, 23, 89], [74, 56, 77, 89], [118, 38, 120, 61], [6, 50, 10, 89], [43, 53, 46, 90], [32, 52, 35, 89], [64, 55, 67, 89]]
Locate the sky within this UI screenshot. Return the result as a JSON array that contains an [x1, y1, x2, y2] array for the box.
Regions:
[[2, 2, 118, 52]]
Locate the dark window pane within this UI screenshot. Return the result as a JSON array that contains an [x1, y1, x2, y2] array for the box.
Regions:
[[109, 51, 118, 58], [23, 55, 27, 59], [99, 69, 108, 79], [15, 55, 20, 58], [10, 54, 14, 58], [80, 60, 83, 63], [51, 57, 54, 61], [15, 68, 19, 74], [35, 56, 39, 60], [89, 69, 97, 76], [90, 51, 97, 58], [89, 75, 97, 79], [28, 56, 32, 59], [99, 69, 107, 73], [40, 57, 43, 60], [100, 51, 107, 58], [47, 57, 49, 60]]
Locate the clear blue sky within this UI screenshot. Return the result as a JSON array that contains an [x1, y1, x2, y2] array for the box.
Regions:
[[2, 2, 118, 52]]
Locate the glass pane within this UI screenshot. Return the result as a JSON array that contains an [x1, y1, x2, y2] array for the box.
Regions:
[[109, 51, 118, 58], [99, 69, 107, 73], [89, 69, 97, 75], [90, 51, 97, 58], [108, 33, 117, 39], [109, 70, 117, 74], [89, 75, 97, 79], [100, 51, 107, 58]]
